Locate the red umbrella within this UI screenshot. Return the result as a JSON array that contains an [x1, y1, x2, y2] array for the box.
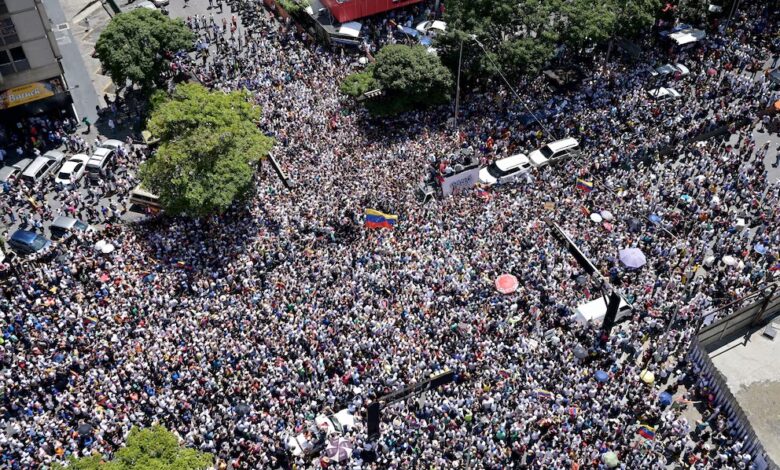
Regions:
[[706, 68, 717, 76], [495, 274, 519, 294]]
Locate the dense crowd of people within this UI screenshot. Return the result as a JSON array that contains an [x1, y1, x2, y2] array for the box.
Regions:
[[1, 0, 780, 468]]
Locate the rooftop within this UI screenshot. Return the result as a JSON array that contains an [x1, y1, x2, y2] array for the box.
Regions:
[[709, 315, 780, 467]]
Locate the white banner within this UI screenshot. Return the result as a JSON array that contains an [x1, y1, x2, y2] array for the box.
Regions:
[[441, 167, 480, 197]]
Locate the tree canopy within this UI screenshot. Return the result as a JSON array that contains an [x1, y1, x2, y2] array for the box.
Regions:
[[338, 68, 377, 98], [55, 426, 212, 470], [340, 45, 452, 116], [95, 8, 195, 90], [139, 83, 274, 216], [373, 45, 453, 104], [437, 0, 661, 80]]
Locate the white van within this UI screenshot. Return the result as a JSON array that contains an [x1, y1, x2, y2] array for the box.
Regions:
[[528, 138, 580, 167], [86, 147, 115, 181], [573, 296, 633, 326], [128, 185, 161, 211], [20, 150, 66, 186]]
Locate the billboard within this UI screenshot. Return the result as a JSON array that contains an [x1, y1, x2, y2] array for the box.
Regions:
[[0, 77, 66, 110]]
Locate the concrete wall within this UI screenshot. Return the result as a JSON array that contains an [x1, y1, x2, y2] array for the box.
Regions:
[[0, 0, 62, 89]]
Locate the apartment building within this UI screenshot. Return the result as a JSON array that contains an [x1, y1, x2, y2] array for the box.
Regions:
[[0, 0, 67, 118]]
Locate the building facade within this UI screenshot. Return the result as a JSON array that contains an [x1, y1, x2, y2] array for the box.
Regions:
[[0, 0, 67, 120]]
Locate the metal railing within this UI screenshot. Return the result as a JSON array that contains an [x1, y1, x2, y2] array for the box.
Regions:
[[697, 283, 780, 348], [689, 338, 776, 469]]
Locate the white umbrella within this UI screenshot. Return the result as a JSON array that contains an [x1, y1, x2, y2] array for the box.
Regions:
[[101, 244, 115, 254], [590, 213, 603, 223], [94, 240, 108, 252], [722, 255, 737, 266], [619, 248, 647, 268], [600, 210, 614, 221]]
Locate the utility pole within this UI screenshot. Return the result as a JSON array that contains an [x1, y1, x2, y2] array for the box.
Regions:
[[727, 0, 742, 23], [454, 36, 464, 126]]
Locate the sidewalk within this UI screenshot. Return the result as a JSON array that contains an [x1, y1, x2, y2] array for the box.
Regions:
[[41, 0, 102, 123]]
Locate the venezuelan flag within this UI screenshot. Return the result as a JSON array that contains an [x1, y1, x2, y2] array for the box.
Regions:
[[637, 424, 656, 440], [576, 179, 594, 192], [536, 389, 554, 401], [364, 209, 398, 229]]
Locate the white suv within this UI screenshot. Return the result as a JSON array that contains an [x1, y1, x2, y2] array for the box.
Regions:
[[479, 153, 532, 186], [528, 138, 580, 167]]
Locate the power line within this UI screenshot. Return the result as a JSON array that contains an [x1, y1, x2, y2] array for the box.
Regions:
[[469, 37, 557, 141]]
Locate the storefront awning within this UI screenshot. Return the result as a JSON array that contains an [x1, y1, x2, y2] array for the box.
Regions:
[[0, 77, 67, 110]]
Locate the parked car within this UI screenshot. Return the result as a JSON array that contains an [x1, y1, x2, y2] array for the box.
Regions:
[[416, 20, 446, 35], [285, 429, 325, 457], [285, 408, 358, 457], [99, 139, 125, 152], [0, 160, 28, 183], [8, 230, 51, 255], [128, 185, 162, 211], [479, 153, 532, 186], [0, 165, 17, 184], [131, 1, 157, 10], [314, 409, 358, 436], [648, 87, 682, 100], [150, 0, 169, 6], [55, 154, 89, 186], [528, 138, 580, 167], [86, 147, 115, 181], [20, 150, 66, 186], [12, 158, 33, 172], [49, 216, 91, 240], [651, 63, 690, 77]]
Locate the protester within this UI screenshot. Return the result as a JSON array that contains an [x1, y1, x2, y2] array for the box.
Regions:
[[0, 1, 778, 469]]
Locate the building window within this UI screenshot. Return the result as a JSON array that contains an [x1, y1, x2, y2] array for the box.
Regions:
[[0, 1, 7, 16], [0, 49, 12, 76], [0, 18, 18, 45], [0, 46, 29, 74], [9, 46, 28, 71]]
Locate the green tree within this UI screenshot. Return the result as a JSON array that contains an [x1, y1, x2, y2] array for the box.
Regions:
[[55, 426, 212, 470], [368, 44, 453, 115], [672, 0, 729, 25], [437, 0, 562, 81], [95, 8, 195, 90], [617, 0, 663, 38], [338, 68, 377, 97], [438, 0, 660, 80], [277, 0, 307, 17], [139, 83, 274, 216], [561, 0, 618, 51]]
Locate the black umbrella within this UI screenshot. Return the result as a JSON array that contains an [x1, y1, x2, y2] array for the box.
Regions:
[[77, 423, 93, 436], [627, 218, 642, 233]]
